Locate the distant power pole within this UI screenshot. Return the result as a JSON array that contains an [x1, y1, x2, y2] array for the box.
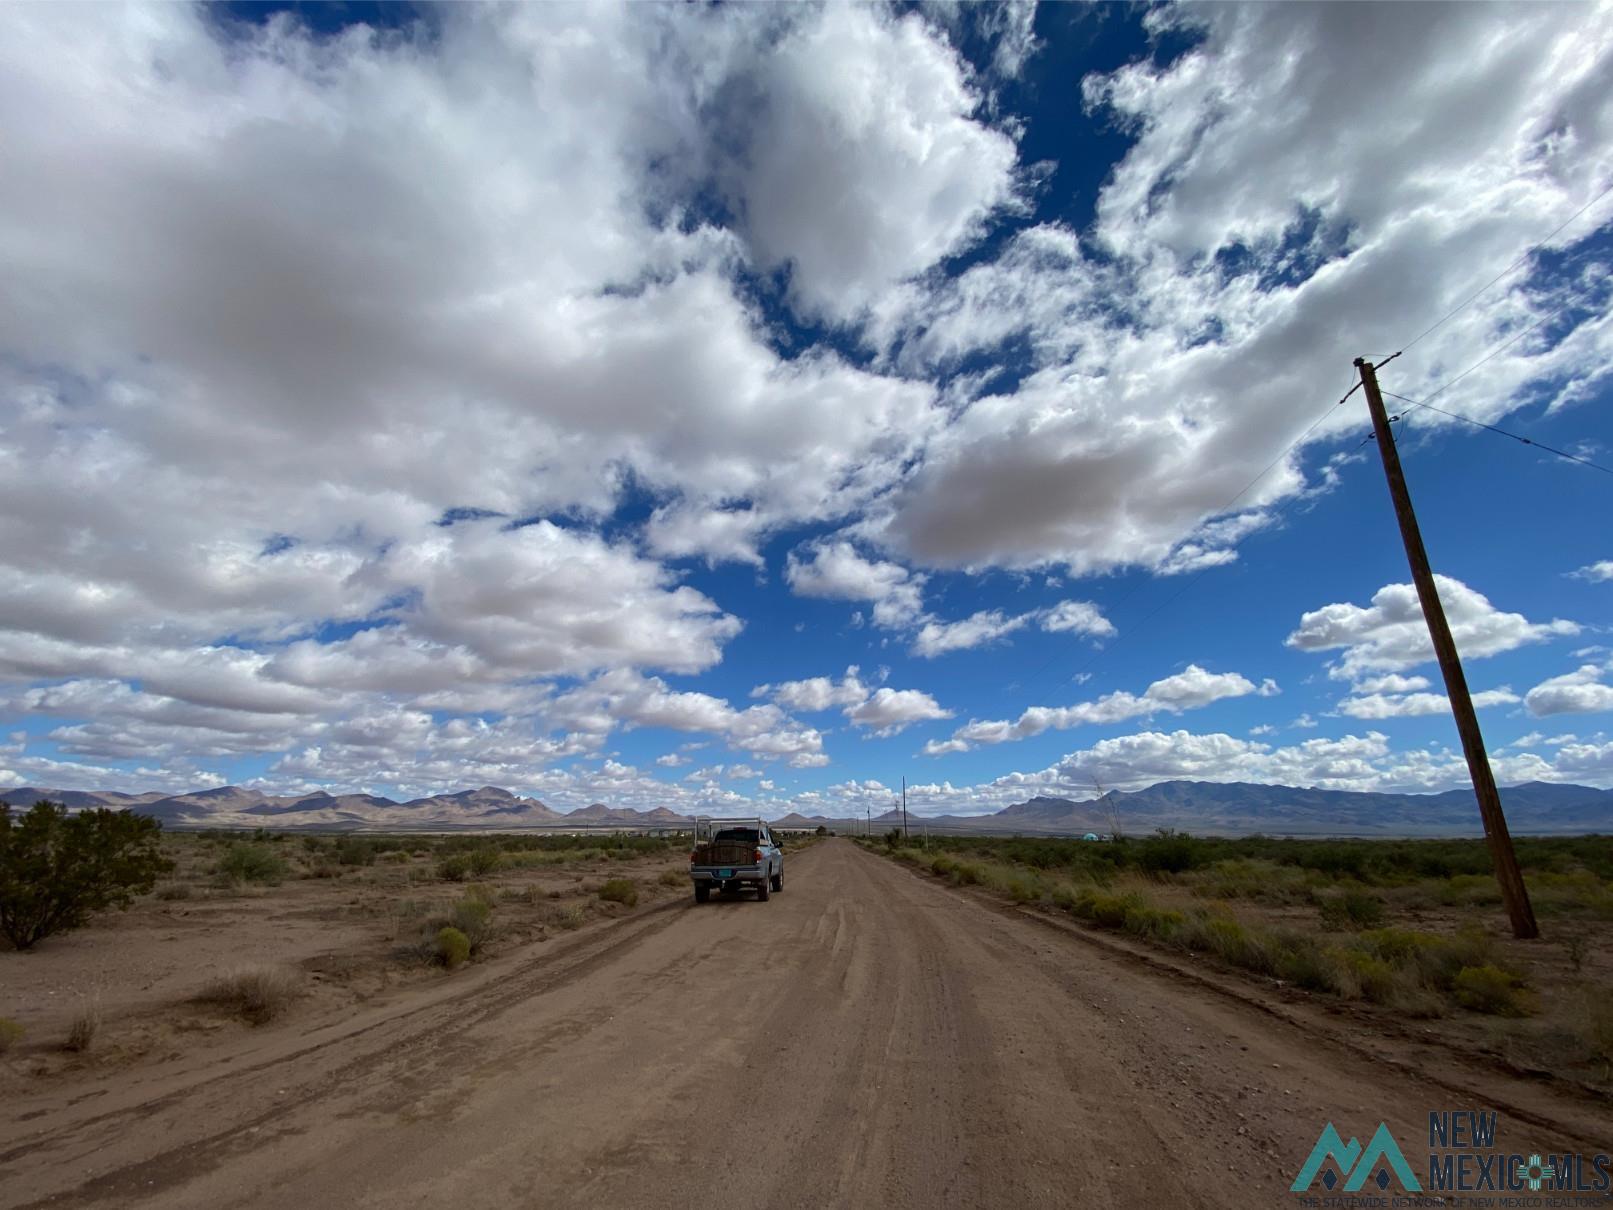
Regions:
[[901, 775, 908, 840], [1355, 356, 1539, 940]]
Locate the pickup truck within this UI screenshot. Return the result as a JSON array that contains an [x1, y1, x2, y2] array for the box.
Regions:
[[689, 817, 783, 903]]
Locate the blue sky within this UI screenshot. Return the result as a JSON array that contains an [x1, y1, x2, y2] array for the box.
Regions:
[[0, 2, 1610, 817]]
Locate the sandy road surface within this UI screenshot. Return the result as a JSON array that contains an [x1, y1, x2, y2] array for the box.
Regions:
[[2, 839, 1606, 1209]]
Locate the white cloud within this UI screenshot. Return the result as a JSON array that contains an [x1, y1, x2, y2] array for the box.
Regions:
[[785, 543, 926, 628], [846, 688, 952, 737], [1338, 687, 1520, 719], [1039, 600, 1116, 638], [911, 609, 1031, 658], [1570, 560, 1613, 582], [726, 4, 1019, 321], [1287, 576, 1578, 678], [863, 3, 1613, 575], [1525, 663, 1613, 716], [551, 670, 824, 766], [934, 664, 1270, 751], [757, 667, 871, 713], [755, 666, 950, 736]]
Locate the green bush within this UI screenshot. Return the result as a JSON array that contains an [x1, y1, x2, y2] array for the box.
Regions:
[[658, 868, 685, 887], [0, 1016, 23, 1053], [334, 836, 377, 867], [217, 843, 289, 886], [435, 926, 470, 969], [467, 849, 501, 876], [437, 854, 473, 882], [1124, 904, 1186, 941], [1, 801, 172, 949], [1452, 964, 1535, 1016], [599, 878, 638, 907], [1317, 888, 1386, 930], [449, 888, 495, 952]]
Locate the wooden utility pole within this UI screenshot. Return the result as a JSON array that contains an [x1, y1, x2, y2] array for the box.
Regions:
[[901, 776, 909, 840], [1355, 357, 1539, 939]]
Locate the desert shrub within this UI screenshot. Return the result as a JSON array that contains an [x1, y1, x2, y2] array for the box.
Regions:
[[1564, 932, 1588, 974], [155, 882, 193, 901], [1124, 904, 1185, 941], [196, 966, 303, 1024], [883, 828, 902, 849], [217, 843, 289, 887], [65, 1000, 100, 1052], [334, 836, 377, 867], [435, 926, 471, 969], [1135, 830, 1208, 875], [658, 869, 684, 887], [548, 903, 585, 930], [381, 850, 410, 864], [1335, 949, 1400, 1003], [1, 801, 172, 949], [599, 878, 638, 907], [0, 1017, 23, 1053], [437, 854, 473, 882], [1452, 965, 1536, 1017], [1264, 932, 1342, 993], [1317, 889, 1386, 930], [449, 887, 495, 952], [1573, 992, 1613, 1077], [1358, 926, 1498, 992], [1003, 874, 1042, 904], [1088, 892, 1142, 929], [467, 849, 501, 877]]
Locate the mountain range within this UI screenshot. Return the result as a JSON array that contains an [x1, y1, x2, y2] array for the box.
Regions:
[[2, 779, 1610, 836]]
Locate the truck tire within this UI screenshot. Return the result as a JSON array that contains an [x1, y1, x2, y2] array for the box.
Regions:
[[771, 871, 783, 893], [755, 876, 769, 901], [694, 883, 709, 903]]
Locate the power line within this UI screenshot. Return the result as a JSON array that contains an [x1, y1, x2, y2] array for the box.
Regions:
[[1399, 179, 1613, 356], [1379, 388, 1613, 476]]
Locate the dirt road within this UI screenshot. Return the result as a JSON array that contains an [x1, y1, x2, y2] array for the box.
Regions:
[[3, 839, 1606, 1208]]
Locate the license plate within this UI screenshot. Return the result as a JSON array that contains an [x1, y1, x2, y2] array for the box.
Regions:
[[718, 869, 733, 878]]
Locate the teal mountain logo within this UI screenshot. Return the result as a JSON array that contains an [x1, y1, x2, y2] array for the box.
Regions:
[[1292, 1122, 1423, 1193]]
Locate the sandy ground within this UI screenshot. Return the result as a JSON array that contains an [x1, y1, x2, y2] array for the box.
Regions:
[[1, 839, 1607, 1209]]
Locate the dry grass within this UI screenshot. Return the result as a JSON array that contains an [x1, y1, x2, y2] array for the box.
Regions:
[[65, 999, 101, 1052], [0, 1016, 24, 1053], [195, 965, 304, 1025]]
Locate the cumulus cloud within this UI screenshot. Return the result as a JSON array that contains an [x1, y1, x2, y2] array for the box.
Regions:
[[864, 3, 1613, 574], [724, 4, 1020, 321], [1287, 576, 1578, 678], [785, 543, 926, 628], [846, 688, 952, 737], [551, 670, 824, 766], [1570, 560, 1613, 582], [755, 666, 950, 736], [1525, 662, 1613, 716], [2, 2, 1609, 799], [1337, 687, 1520, 720], [931, 664, 1272, 751]]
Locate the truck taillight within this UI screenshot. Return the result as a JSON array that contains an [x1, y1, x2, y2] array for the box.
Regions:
[[754, 849, 763, 863], [689, 851, 697, 863]]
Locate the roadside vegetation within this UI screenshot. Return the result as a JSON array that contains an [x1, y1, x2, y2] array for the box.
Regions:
[[1, 801, 171, 950], [865, 830, 1613, 1088], [4, 820, 769, 1071]]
